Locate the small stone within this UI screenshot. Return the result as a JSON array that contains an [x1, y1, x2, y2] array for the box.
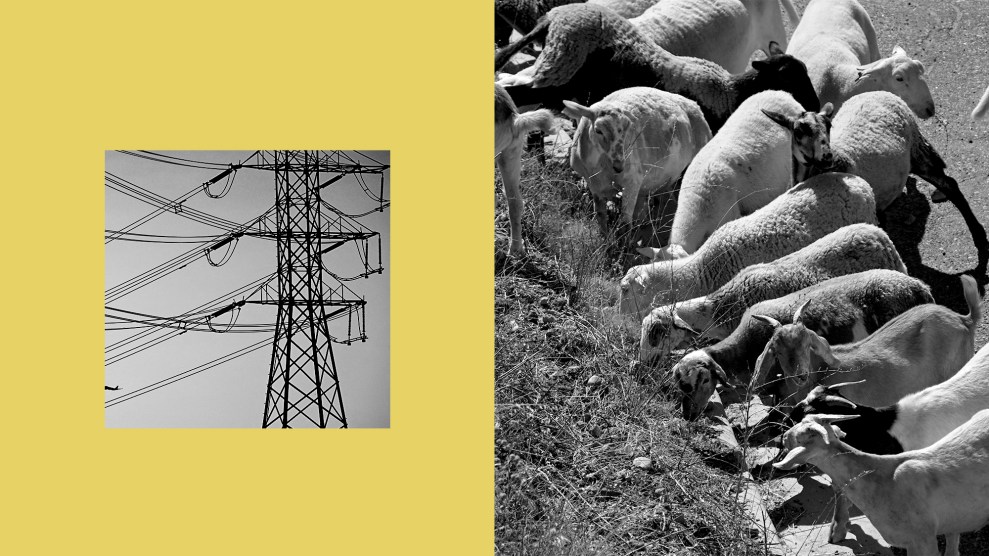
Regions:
[[633, 456, 653, 470], [590, 425, 603, 438], [587, 375, 604, 387], [539, 296, 551, 307]]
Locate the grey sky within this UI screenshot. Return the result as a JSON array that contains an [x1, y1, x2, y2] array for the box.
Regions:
[[105, 150, 390, 428]]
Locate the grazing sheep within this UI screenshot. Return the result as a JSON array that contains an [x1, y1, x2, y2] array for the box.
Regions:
[[672, 269, 932, 420], [764, 91, 989, 271], [974, 84, 989, 120], [787, 0, 934, 117], [631, 0, 800, 74], [639, 224, 906, 363], [495, 3, 820, 132], [644, 91, 832, 260], [754, 274, 980, 405], [588, 0, 658, 18], [788, 314, 989, 547], [775, 411, 989, 555], [619, 173, 877, 319], [561, 87, 711, 246], [495, 83, 555, 256], [496, 0, 585, 44]]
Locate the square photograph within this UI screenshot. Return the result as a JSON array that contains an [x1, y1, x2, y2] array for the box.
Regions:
[[105, 150, 390, 428], [494, 0, 989, 553]]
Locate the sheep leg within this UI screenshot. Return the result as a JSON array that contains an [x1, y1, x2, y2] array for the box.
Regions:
[[904, 536, 940, 556], [926, 173, 989, 272], [497, 143, 526, 257], [829, 490, 851, 543], [592, 195, 611, 240], [944, 533, 961, 556]]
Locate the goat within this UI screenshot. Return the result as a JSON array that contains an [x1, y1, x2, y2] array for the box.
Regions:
[[775, 411, 989, 555]]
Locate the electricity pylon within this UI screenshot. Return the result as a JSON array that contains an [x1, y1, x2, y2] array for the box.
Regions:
[[252, 151, 387, 428]]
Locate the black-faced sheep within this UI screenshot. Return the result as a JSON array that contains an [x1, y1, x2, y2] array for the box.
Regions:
[[764, 91, 989, 271], [495, 3, 819, 132]]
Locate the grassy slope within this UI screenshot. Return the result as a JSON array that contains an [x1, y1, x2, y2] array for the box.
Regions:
[[495, 157, 773, 555]]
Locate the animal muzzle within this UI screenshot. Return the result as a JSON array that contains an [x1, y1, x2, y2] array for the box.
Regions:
[[612, 161, 624, 174]]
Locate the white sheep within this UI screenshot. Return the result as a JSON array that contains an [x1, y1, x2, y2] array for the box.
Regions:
[[495, 83, 555, 256], [619, 172, 877, 319], [641, 91, 833, 260], [630, 0, 799, 74], [753, 274, 981, 406], [764, 91, 989, 270], [494, 3, 820, 133], [561, 87, 711, 246], [671, 268, 933, 420], [973, 84, 989, 120], [587, 0, 657, 18], [639, 224, 906, 363], [790, 312, 989, 548], [775, 410, 989, 555], [787, 0, 934, 118]]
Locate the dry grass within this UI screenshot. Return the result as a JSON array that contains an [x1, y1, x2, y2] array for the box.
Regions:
[[495, 150, 781, 555]]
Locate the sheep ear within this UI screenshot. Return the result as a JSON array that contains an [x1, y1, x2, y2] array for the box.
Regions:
[[808, 332, 841, 368], [810, 414, 859, 425], [891, 45, 908, 58], [752, 314, 782, 329], [752, 345, 777, 388], [562, 100, 595, 122], [792, 300, 811, 323], [820, 102, 834, 119], [762, 109, 794, 130], [710, 360, 731, 387], [767, 41, 784, 56]]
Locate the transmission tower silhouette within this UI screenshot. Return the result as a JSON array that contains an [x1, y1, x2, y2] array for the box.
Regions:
[[253, 151, 388, 428]]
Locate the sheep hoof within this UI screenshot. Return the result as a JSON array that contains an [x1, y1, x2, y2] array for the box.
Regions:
[[931, 190, 948, 203], [508, 240, 526, 258]]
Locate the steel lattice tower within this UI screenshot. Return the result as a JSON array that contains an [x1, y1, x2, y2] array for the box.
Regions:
[[258, 151, 385, 428]]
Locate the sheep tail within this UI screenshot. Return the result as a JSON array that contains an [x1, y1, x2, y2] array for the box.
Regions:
[[973, 85, 989, 121], [960, 274, 982, 332], [495, 16, 550, 72], [514, 109, 555, 138], [779, 0, 800, 28]]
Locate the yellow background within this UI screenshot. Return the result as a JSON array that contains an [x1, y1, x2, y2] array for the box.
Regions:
[[2, 1, 492, 553]]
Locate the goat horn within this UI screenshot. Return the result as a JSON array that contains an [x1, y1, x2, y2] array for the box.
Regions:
[[792, 300, 811, 323], [826, 380, 866, 391], [752, 314, 782, 328], [823, 395, 857, 411], [810, 414, 858, 425]]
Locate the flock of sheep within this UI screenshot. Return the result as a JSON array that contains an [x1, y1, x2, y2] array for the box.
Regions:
[[495, 0, 989, 554]]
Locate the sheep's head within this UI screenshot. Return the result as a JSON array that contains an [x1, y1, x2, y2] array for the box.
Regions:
[[752, 301, 841, 401], [673, 350, 730, 420], [639, 305, 698, 366], [774, 414, 855, 470], [562, 101, 630, 174], [856, 46, 934, 119], [751, 41, 821, 112], [762, 103, 834, 180]]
